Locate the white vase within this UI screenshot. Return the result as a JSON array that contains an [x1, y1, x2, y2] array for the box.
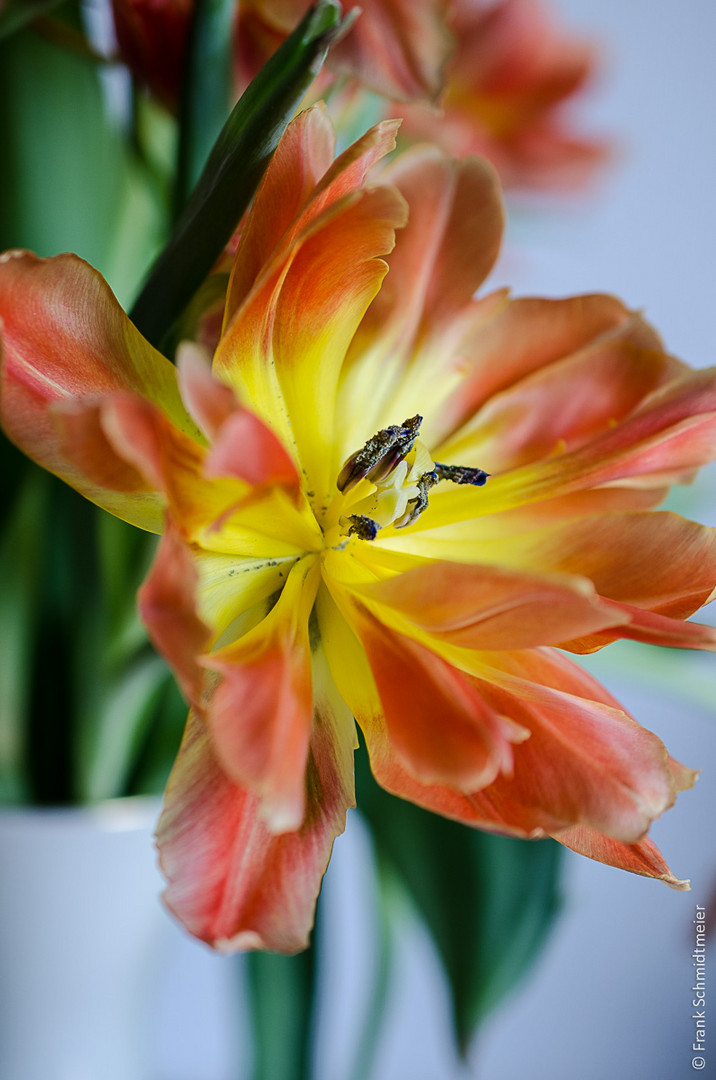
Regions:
[[0, 796, 166, 1080]]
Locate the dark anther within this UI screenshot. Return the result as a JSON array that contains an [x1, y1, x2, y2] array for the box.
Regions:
[[337, 415, 423, 493], [346, 514, 380, 540], [433, 462, 490, 486]]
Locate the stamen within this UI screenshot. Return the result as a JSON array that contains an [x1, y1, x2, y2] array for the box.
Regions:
[[433, 462, 490, 486], [394, 469, 438, 528], [334, 419, 490, 542], [337, 415, 422, 492], [346, 514, 380, 540]]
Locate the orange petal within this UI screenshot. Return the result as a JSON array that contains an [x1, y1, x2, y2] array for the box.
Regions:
[[429, 510, 716, 652], [223, 109, 402, 325], [487, 122, 608, 192], [138, 524, 212, 708], [336, 149, 505, 453], [222, 104, 337, 324], [395, 0, 606, 191], [343, 601, 525, 792], [423, 367, 716, 530], [455, 0, 594, 103], [473, 649, 694, 843], [476, 511, 716, 611], [237, 0, 452, 103], [204, 406, 301, 491], [439, 336, 685, 473], [433, 296, 660, 440], [201, 559, 320, 832], [176, 342, 237, 440], [358, 559, 627, 650], [576, 601, 716, 653], [217, 184, 406, 505], [0, 251, 196, 530], [320, 568, 695, 853], [157, 697, 355, 954], [554, 827, 690, 889], [379, 148, 504, 335], [215, 113, 407, 504], [317, 585, 553, 834], [326, 0, 451, 101], [499, 367, 716, 502]]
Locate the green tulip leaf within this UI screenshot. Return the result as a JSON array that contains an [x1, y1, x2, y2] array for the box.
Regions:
[[130, 0, 345, 349], [246, 944, 318, 1080], [356, 745, 564, 1054], [175, 0, 237, 208], [0, 0, 64, 40]]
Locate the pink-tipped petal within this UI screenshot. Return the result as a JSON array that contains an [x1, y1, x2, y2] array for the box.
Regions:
[[555, 827, 691, 889], [325, 0, 451, 102], [201, 558, 320, 832], [138, 524, 211, 708], [347, 148, 504, 394], [157, 691, 355, 953], [360, 560, 627, 650], [0, 250, 196, 530], [223, 109, 402, 325], [236, 0, 451, 103], [474, 649, 692, 843], [435, 296, 659, 439], [205, 642, 314, 834], [204, 405, 301, 491], [51, 398, 155, 495], [330, 591, 525, 793], [176, 342, 237, 440]]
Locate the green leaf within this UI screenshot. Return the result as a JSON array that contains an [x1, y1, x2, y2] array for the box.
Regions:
[[0, 467, 47, 802], [0, 22, 130, 274], [175, 0, 237, 209], [246, 944, 318, 1080], [129, 0, 345, 349], [356, 745, 564, 1053], [122, 673, 186, 797], [10, 476, 105, 804], [0, 0, 64, 40], [77, 654, 175, 803]]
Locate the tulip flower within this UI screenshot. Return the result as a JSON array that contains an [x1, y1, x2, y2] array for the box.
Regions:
[[236, 0, 451, 102], [110, 0, 194, 110], [1, 105, 715, 953], [111, 0, 451, 109], [393, 0, 607, 189]]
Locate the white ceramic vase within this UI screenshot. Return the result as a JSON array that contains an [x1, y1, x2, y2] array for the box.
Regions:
[[0, 796, 166, 1080]]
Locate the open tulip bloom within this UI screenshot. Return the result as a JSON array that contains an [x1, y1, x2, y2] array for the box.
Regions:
[[1, 105, 715, 954]]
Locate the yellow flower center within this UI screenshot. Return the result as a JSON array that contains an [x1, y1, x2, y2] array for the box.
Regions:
[[321, 415, 489, 549]]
